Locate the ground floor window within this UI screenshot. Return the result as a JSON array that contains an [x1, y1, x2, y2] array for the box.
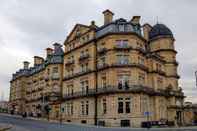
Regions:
[[98, 121, 105, 126], [81, 100, 89, 115], [121, 120, 130, 127], [118, 97, 131, 114], [81, 120, 87, 124]]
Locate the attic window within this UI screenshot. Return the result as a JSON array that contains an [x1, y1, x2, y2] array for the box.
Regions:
[[76, 29, 81, 37], [119, 24, 125, 32]]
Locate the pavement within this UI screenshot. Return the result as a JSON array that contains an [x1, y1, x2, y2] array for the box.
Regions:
[[0, 113, 197, 131], [0, 123, 12, 131]]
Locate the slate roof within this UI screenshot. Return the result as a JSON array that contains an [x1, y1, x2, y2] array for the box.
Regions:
[[11, 44, 64, 81], [149, 24, 173, 40], [96, 18, 142, 38]]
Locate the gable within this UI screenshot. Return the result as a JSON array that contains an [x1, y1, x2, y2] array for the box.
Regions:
[[66, 24, 91, 43]]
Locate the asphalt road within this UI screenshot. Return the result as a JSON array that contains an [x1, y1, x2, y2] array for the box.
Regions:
[[0, 114, 197, 131]]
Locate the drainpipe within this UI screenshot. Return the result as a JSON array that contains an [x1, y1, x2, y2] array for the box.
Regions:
[[94, 36, 98, 126]]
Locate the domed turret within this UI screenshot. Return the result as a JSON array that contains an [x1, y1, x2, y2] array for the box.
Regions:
[[148, 23, 179, 92], [149, 24, 173, 40]]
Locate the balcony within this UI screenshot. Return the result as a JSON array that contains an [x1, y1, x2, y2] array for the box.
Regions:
[[79, 54, 90, 61], [167, 105, 184, 109], [166, 61, 179, 66], [62, 85, 156, 100], [97, 48, 107, 55], [97, 62, 148, 71], [63, 89, 96, 100], [44, 76, 49, 81], [51, 73, 60, 80], [97, 63, 109, 70], [63, 69, 93, 80], [62, 84, 184, 100], [76, 69, 92, 76], [96, 85, 155, 95], [135, 47, 146, 54], [112, 62, 148, 71], [65, 60, 75, 66], [113, 45, 132, 50], [157, 89, 184, 98], [149, 69, 166, 76], [166, 74, 180, 79]]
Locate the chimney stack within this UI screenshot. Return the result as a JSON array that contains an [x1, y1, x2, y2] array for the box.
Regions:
[[53, 43, 62, 51], [103, 9, 114, 25], [143, 23, 152, 40], [90, 20, 97, 29], [23, 61, 30, 69], [131, 16, 141, 25], [34, 56, 44, 66], [46, 48, 53, 57]]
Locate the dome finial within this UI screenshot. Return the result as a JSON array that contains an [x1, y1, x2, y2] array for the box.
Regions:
[[156, 16, 159, 24]]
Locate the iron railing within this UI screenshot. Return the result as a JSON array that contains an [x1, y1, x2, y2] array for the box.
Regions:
[[79, 54, 90, 61], [62, 85, 184, 100]]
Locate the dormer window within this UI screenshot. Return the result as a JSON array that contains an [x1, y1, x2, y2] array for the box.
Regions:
[[119, 24, 125, 32], [76, 29, 81, 37], [86, 34, 89, 41]]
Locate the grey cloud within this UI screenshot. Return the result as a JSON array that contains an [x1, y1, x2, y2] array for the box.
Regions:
[[0, 0, 197, 102]]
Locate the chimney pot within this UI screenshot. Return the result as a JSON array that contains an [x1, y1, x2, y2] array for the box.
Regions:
[[90, 20, 97, 29], [34, 56, 44, 66], [91, 20, 95, 26], [23, 61, 30, 69], [53, 43, 62, 50], [46, 48, 53, 57], [131, 16, 141, 25], [143, 23, 152, 40]]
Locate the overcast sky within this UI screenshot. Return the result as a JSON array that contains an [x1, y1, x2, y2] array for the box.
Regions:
[[0, 0, 197, 102]]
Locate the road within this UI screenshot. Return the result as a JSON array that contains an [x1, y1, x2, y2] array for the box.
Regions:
[[0, 114, 197, 131]]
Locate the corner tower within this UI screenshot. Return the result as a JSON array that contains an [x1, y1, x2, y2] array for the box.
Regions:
[[148, 24, 179, 91]]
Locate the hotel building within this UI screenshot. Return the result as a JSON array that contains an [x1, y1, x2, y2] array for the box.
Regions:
[[10, 10, 185, 127]]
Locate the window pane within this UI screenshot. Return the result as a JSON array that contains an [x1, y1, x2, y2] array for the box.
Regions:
[[119, 25, 125, 32], [103, 99, 107, 114], [86, 101, 89, 115], [126, 102, 130, 113], [118, 102, 124, 113]]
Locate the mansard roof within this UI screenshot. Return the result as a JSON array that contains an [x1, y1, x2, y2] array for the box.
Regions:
[[11, 43, 64, 81], [96, 18, 142, 38]]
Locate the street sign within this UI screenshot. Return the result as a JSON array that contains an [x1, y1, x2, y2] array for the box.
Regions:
[[144, 111, 152, 116]]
